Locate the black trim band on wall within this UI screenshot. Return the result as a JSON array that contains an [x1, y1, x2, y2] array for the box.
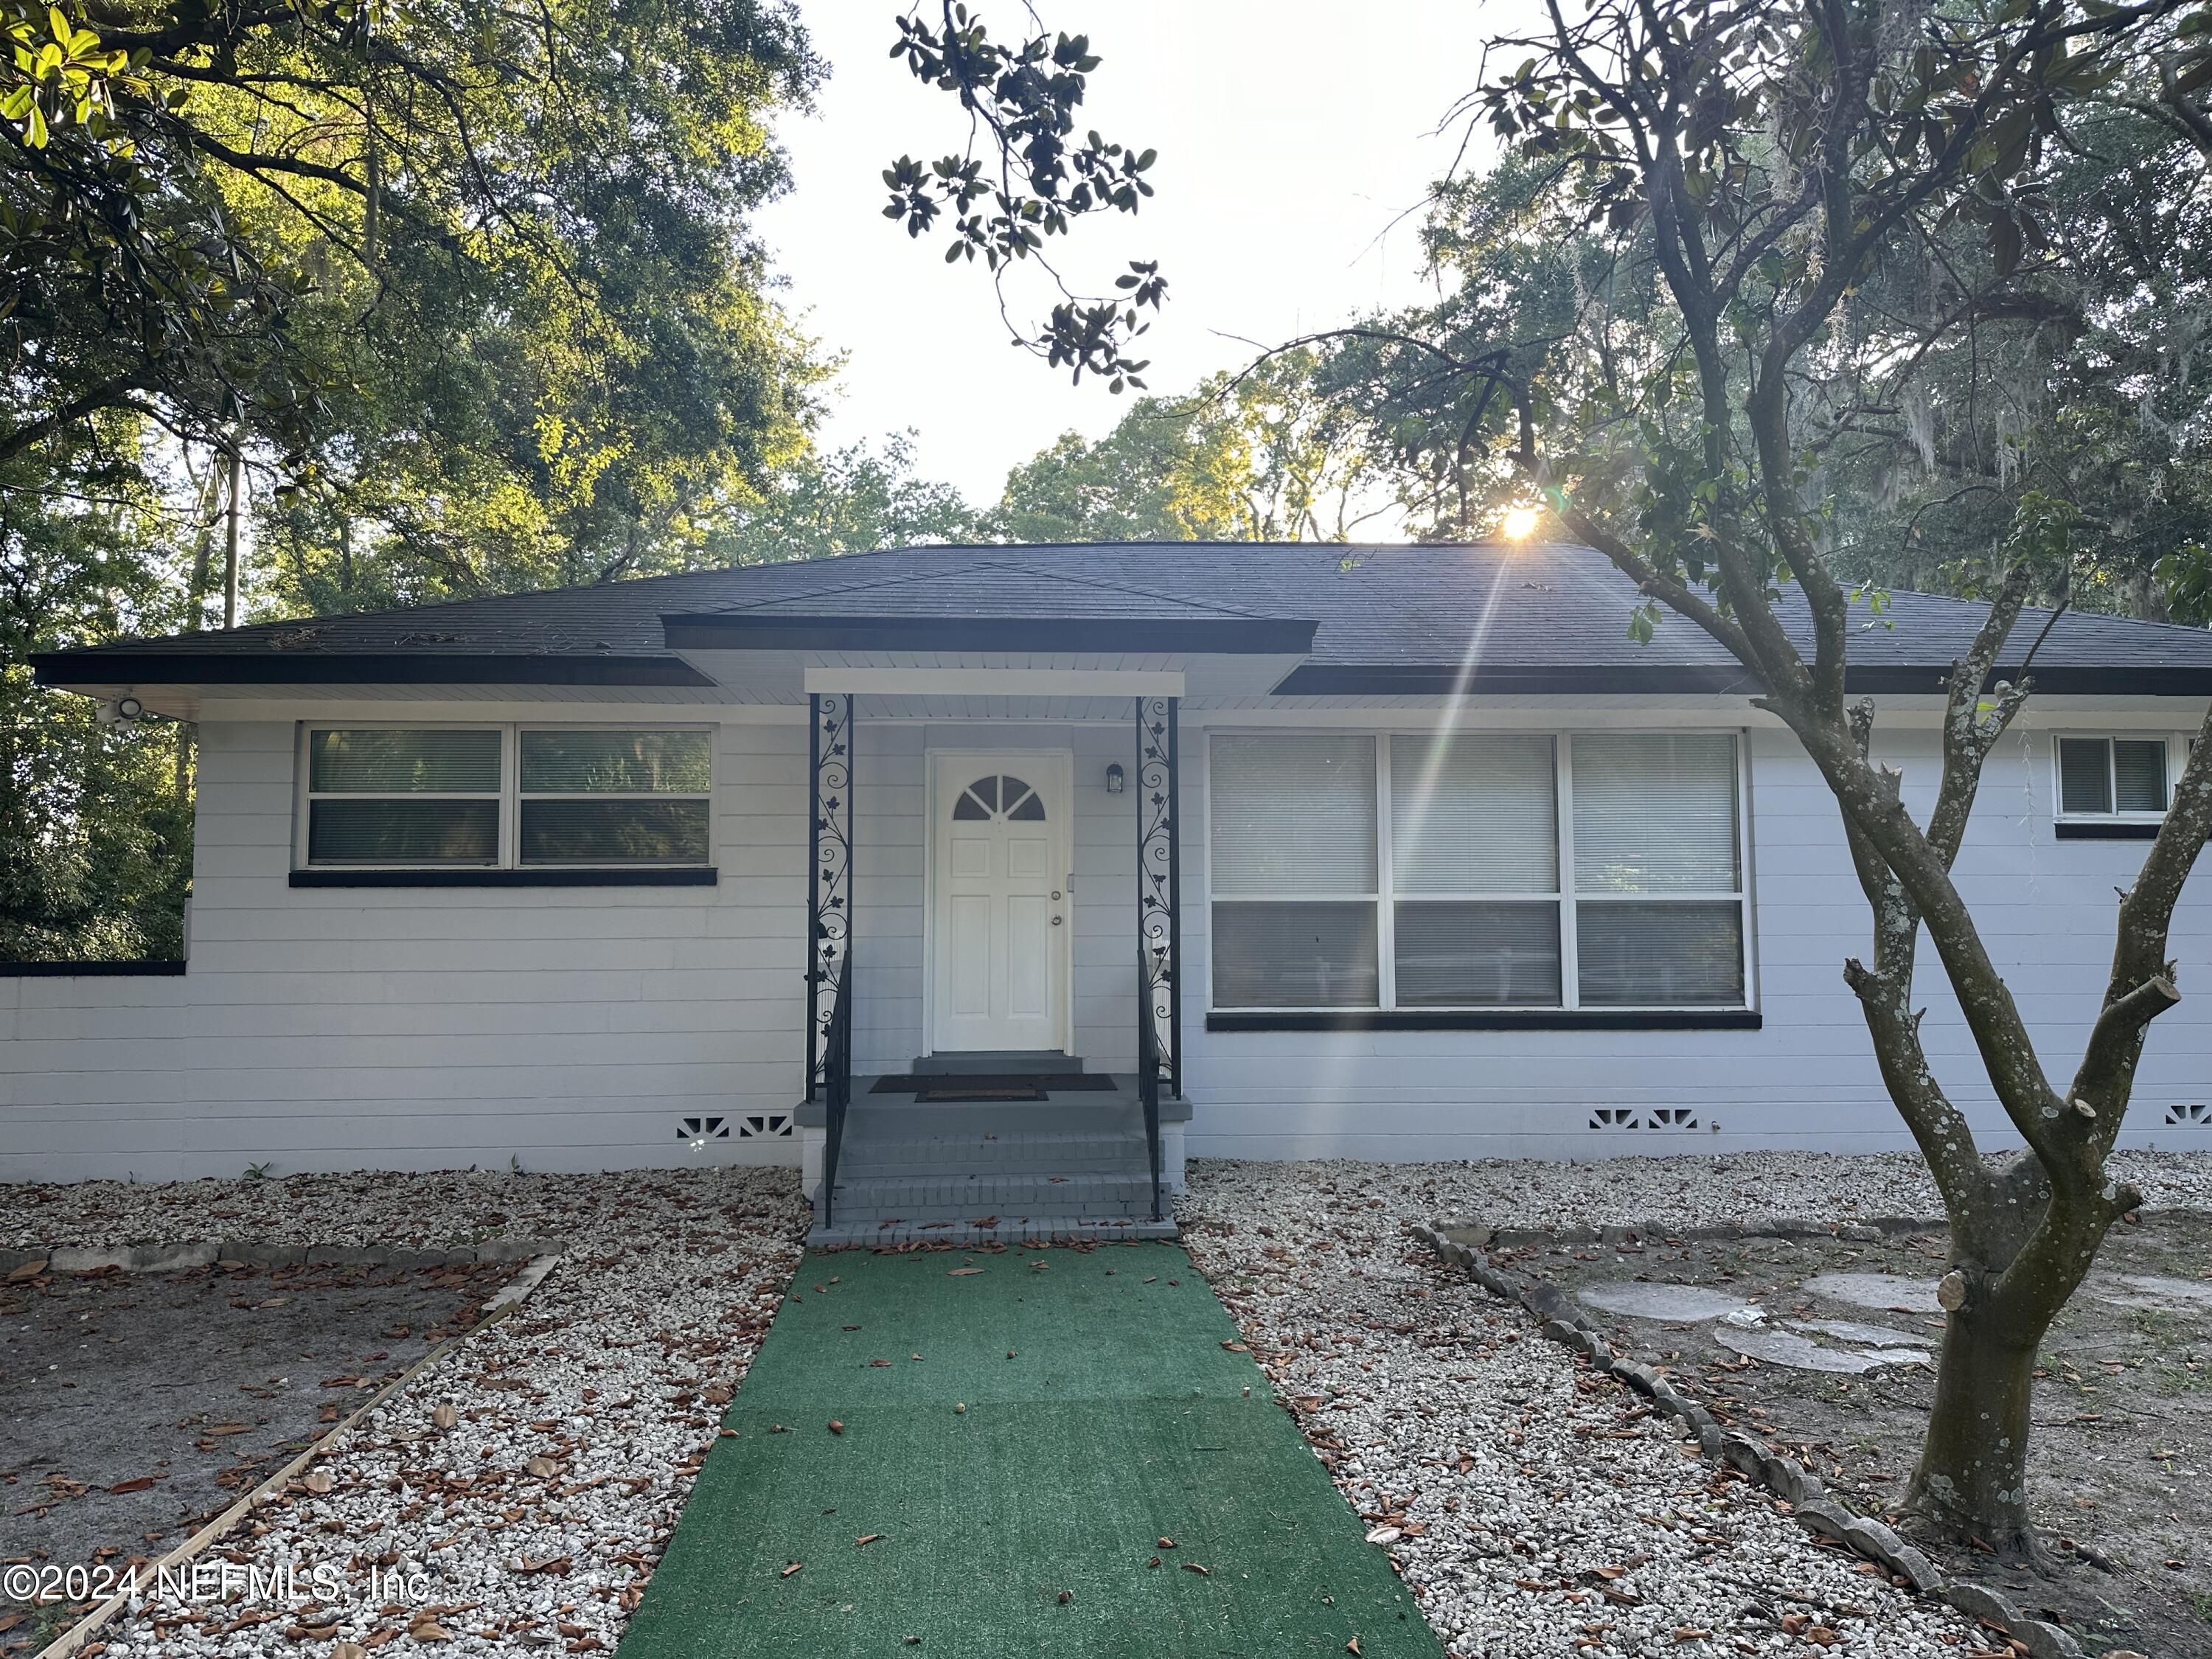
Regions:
[[32, 651, 714, 688], [1206, 1008, 1763, 1033], [0, 959, 187, 977], [1273, 662, 2212, 698], [290, 867, 718, 888], [661, 612, 1318, 656], [2054, 821, 2162, 841]]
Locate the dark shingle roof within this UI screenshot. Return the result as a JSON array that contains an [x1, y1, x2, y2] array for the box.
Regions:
[[32, 541, 2212, 695]]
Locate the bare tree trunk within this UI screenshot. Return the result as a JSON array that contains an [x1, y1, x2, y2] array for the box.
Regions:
[[222, 448, 243, 630], [1908, 1304, 2041, 1552]]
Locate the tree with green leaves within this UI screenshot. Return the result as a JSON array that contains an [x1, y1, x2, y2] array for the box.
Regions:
[[990, 351, 1394, 543], [909, 0, 2212, 1555], [702, 434, 981, 563], [1, 0, 829, 957]]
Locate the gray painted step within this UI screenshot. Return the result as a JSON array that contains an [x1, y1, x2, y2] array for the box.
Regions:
[[808, 1217, 1180, 1248], [823, 1171, 1162, 1220], [841, 1130, 1152, 1179]]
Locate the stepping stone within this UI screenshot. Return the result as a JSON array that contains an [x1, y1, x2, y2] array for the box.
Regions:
[[2090, 1273, 2212, 1313], [1802, 1272, 1942, 1313], [1715, 1326, 1933, 1374], [1575, 1281, 1756, 1324], [1787, 1316, 1928, 1349]]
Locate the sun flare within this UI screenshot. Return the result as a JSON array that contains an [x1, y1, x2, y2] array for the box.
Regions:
[[1499, 507, 1540, 540]]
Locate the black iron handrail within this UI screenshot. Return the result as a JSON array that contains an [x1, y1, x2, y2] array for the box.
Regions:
[[1136, 947, 1164, 1222], [818, 953, 855, 1229]]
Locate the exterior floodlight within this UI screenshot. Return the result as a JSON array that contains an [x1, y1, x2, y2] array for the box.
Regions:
[[116, 696, 144, 720]]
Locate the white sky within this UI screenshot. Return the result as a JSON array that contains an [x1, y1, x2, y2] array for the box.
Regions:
[[757, 2, 1513, 507]]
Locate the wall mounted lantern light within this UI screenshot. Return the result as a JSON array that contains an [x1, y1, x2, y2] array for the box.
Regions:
[[1105, 762, 1126, 795]]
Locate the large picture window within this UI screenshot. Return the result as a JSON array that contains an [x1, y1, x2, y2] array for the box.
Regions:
[[1208, 729, 1750, 1012], [301, 726, 712, 869]]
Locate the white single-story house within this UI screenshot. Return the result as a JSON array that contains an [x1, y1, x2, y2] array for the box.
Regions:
[[8, 542, 2211, 1236]]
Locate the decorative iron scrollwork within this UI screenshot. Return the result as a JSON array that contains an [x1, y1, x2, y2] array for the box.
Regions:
[[1136, 695, 1180, 1096], [808, 692, 853, 1097]]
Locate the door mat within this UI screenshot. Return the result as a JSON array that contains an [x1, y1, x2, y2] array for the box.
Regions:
[[871, 1074, 1120, 1096]]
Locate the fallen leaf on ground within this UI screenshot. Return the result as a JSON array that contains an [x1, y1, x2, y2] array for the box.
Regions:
[[1180, 1562, 1209, 1576], [949, 1268, 984, 1276], [108, 1477, 157, 1494], [780, 1562, 802, 1578], [827, 1420, 844, 1435], [855, 1534, 882, 1547]]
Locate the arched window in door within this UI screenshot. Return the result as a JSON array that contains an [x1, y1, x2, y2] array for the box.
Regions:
[[950, 774, 1047, 822]]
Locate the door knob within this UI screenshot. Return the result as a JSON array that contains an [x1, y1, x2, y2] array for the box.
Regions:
[[1051, 890, 1062, 900], [1051, 915, 1062, 926]]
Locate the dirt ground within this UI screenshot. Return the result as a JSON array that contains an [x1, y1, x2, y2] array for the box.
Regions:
[[0, 1258, 517, 1656], [1477, 1212, 2212, 1658]]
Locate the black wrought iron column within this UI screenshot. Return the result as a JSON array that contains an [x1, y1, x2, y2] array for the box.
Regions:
[[806, 692, 853, 1099], [1136, 695, 1181, 1097]]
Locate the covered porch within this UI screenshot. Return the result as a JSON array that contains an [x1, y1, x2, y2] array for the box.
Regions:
[[657, 590, 1314, 1244], [790, 688, 1191, 1245]]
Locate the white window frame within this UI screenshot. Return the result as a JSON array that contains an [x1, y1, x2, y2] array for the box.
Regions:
[[293, 721, 714, 871], [2051, 731, 2181, 826], [1206, 732, 1385, 1010], [1204, 726, 1756, 1015]]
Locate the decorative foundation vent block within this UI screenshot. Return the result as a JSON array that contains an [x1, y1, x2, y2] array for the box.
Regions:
[[2165, 1102, 2212, 1126], [1587, 1107, 1702, 1130], [738, 1111, 795, 1140], [677, 1115, 731, 1142]]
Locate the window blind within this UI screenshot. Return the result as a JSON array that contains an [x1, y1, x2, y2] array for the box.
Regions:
[[2114, 740, 2168, 813], [1578, 901, 1745, 1006], [306, 728, 503, 865], [1212, 902, 1380, 1008], [1389, 734, 1557, 894], [2058, 737, 2112, 814], [1210, 735, 1377, 894], [1571, 734, 1739, 893], [521, 729, 711, 795], [1394, 901, 1561, 1006], [309, 729, 501, 794]]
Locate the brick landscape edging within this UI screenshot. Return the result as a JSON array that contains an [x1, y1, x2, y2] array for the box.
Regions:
[[1409, 1218, 2101, 1659]]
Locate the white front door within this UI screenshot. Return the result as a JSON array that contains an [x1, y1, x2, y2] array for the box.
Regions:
[[931, 755, 1069, 1053]]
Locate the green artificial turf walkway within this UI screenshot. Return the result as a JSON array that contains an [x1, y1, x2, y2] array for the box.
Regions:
[[616, 1241, 1444, 1659]]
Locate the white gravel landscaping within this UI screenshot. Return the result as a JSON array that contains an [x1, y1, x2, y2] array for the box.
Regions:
[[7, 1167, 807, 1658], [1178, 1158, 2007, 1659], [18, 1148, 2212, 1658], [1245, 1146, 2212, 1235]]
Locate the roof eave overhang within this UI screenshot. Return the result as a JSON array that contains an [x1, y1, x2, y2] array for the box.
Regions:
[[30, 650, 716, 690], [659, 612, 1320, 655]]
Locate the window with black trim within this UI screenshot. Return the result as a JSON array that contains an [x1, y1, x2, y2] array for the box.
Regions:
[[301, 726, 712, 869], [306, 728, 502, 865], [519, 729, 712, 865], [1207, 729, 1750, 1012], [2056, 735, 2171, 822]]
